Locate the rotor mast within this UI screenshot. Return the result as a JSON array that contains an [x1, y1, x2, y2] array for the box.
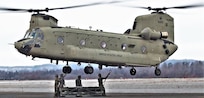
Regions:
[[29, 13, 58, 30]]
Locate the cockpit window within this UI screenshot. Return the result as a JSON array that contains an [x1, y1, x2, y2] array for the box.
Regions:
[[24, 30, 36, 39], [24, 28, 44, 48], [24, 28, 44, 40], [36, 30, 44, 40]]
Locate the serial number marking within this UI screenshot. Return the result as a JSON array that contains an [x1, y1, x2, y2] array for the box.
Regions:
[[99, 53, 122, 57]]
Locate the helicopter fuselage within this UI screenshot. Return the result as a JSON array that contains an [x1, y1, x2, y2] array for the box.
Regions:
[[14, 12, 178, 76], [15, 26, 177, 67]]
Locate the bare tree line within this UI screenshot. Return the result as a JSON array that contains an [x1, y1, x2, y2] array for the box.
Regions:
[[0, 60, 203, 80]]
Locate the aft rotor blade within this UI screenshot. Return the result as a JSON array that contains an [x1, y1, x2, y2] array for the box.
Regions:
[[123, 3, 204, 11], [166, 4, 204, 9]]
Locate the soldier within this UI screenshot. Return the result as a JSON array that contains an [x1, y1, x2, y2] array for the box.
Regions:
[[59, 74, 65, 88], [76, 75, 82, 87], [54, 74, 60, 97], [59, 73, 66, 97], [75, 75, 82, 97], [98, 71, 111, 96]]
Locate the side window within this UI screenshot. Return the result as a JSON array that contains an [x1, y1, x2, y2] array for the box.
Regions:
[[34, 30, 44, 48], [121, 44, 127, 51], [57, 36, 64, 44], [80, 40, 86, 46], [100, 41, 107, 48], [37, 33, 44, 40], [34, 41, 41, 47], [141, 46, 147, 54]]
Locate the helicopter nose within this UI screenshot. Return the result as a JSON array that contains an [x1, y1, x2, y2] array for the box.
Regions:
[[14, 41, 32, 55], [14, 42, 23, 50]]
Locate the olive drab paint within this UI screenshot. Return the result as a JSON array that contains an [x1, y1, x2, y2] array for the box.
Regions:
[[14, 12, 178, 76]]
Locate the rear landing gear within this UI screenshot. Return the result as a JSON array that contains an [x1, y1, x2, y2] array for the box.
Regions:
[[130, 67, 136, 75], [62, 66, 72, 74], [155, 67, 161, 76], [84, 64, 94, 74]]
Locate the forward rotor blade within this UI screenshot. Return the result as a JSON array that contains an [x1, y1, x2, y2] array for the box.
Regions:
[[0, 1, 124, 13], [122, 5, 148, 9], [49, 1, 122, 10], [0, 7, 28, 12], [0, 7, 47, 13]]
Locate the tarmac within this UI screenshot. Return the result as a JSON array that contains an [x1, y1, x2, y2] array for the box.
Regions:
[[0, 92, 203, 98], [0, 78, 203, 98]]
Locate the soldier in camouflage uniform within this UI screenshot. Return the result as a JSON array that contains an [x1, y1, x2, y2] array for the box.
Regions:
[[75, 75, 82, 97], [98, 71, 111, 96], [59, 74, 66, 96], [54, 74, 60, 97], [59, 74, 65, 88]]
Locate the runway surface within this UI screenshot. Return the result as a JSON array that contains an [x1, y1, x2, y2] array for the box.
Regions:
[[0, 78, 203, 98], [0, 92, 203, 98]]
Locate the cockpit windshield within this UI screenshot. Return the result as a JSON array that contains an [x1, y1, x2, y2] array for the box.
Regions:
[[23, 28, 44, 48], [24, 29, 36, 39], [24, 28, 44, 40]]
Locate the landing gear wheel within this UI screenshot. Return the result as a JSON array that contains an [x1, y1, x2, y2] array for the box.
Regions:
[[62, 66, 72, 74], [155, 67, 161, 76], [84, 66, 94, 74], [130, 68, 136, 75]]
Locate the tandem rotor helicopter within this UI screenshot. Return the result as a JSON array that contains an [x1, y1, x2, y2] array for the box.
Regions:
[[1, 2, 203, 76]]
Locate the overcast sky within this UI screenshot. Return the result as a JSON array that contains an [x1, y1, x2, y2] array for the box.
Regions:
[[0, 0, 203, 66]]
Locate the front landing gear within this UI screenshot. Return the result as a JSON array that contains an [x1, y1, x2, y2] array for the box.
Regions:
[[130, 67, 136, 75], [62, 66, 72, 74], [155, 67, 161, 76]]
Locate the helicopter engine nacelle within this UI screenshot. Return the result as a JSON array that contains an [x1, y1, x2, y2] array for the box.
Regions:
[[140, 27, 168, 40]]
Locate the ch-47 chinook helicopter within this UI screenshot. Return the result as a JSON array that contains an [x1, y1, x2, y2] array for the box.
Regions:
[[1, 3, 203, 76]]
